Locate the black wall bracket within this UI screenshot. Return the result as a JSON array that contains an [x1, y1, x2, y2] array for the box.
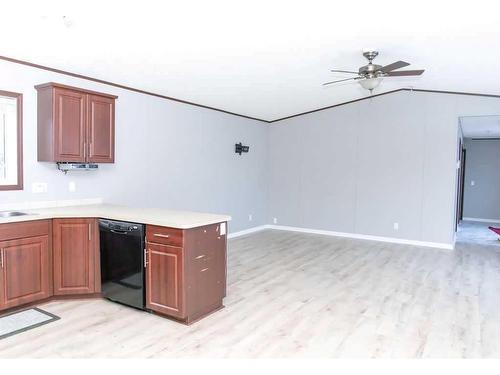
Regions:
[[235, 142, 250, 155]]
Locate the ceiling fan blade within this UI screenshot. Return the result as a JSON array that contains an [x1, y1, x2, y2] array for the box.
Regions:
[[322, 77, 359, 86], [379, 60, 410, 72], [385, 69, 425, 76], [330, 69, 359, 74]]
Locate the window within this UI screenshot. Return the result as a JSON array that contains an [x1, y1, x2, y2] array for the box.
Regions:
[[0, 91, 22, 191]]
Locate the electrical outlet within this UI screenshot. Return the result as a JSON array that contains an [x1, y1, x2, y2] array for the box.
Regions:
[[32, 182, 48, 193], [393, 222, 399, 231], [68, 181, 76, 192], [248, 214, 253, 222], [273, 217, 278, 224]]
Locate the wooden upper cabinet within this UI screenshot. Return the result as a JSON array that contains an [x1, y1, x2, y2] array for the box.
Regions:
[[52, 218, 100, 295], [0, 235, 52, 310], [36, 83, 117, 163], [87, 94, 115, 163], [54, 88, 86, 162]]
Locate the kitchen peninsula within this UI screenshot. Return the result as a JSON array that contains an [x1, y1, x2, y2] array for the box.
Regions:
[[0, 204, 230, 324]]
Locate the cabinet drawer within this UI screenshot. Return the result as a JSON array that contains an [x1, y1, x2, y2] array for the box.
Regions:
[[0, 220, 51, 242], [146, 225, 183, 247]]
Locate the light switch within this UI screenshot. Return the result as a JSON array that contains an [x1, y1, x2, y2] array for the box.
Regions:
[[68, 181, 76, 192], [32, 182, 47, 193], [471, 180, 475, 186], [248, 214, 253, 222], [393, 222, 399, 231]]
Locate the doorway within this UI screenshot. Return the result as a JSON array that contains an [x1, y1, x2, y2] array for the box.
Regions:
[[455, 116, 500, 247]]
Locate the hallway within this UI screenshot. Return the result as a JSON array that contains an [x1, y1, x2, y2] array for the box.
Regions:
[[457, 221, 500, 248]]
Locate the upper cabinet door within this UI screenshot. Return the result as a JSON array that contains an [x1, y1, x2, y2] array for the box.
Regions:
[[87, 94, 115, 163], [54, 88, 87, 162]]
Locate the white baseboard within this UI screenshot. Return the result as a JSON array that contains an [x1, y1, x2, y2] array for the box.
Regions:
[[228, 223, 453, 250], [463, 217, 500, 224], [228, 225, 269, 239], [266, 225, 454, 250]]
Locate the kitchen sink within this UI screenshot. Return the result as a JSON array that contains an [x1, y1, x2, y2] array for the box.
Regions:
[[0, 211, 31, 218]]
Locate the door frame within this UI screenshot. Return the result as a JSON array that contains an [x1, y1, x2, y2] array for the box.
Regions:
[[459, 148, 467, 222], [455, 139, 466, 231]]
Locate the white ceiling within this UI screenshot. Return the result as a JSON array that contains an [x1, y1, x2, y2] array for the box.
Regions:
[[460, 116, 500, 138], [2, 1, 500, 121]]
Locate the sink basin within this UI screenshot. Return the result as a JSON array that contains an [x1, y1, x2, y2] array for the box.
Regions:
[[0, 211, 31, 218]]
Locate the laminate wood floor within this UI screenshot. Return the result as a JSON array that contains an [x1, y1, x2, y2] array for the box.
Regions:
[[1, 227, 500, 358]]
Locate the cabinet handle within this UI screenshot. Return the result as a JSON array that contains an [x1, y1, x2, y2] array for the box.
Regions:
[[200, 267, 209, 272], [144, 248, 148, 268], [84, 142, 87, 160], [88, 223, 92, 241], [153, 233, 170, 238], [0, 250, 3, 269], [195, 255, 206, 259]]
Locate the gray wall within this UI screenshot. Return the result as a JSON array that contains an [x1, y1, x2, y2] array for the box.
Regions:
[[4, 56, 500, 243], [269, 91, 500, 245], [463, 139, 500, 221], [0, 60, 268, 233]]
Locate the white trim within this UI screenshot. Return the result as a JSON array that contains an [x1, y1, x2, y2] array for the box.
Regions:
[[228, 225, 269, 239], [266, 225, 454, 250], [220, 223, 454, 250], [463, 217, 500, 224]]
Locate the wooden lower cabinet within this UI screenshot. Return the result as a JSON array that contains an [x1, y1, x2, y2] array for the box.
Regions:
[[0, 220, 52, 311], [0, 218, 100, 312], [146, 243, 184, 318], [0, 218, 226, 325], [0, 235, 52, 310], [52, 218, 100, 295], [146, 222, 227, 323]]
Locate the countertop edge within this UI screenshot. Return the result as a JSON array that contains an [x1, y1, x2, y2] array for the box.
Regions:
[[0, 206, 231, 229]]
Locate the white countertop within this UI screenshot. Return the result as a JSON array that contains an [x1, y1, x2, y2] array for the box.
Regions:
[[0, 204, 231, 229]]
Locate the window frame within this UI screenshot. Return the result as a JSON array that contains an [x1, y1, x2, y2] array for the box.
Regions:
[[0, 90, 23, 191]]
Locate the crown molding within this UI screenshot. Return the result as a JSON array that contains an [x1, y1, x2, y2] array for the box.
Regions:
[[269, 88, 500, 123], [0, 55, 269, 123], [268, 89, 406, 122], [3, 55, 500, 124]]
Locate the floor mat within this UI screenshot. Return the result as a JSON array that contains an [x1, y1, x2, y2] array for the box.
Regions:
[[0, 307, 60, 340]]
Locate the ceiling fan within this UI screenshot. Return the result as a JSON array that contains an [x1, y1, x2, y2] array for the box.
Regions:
[[323, 50, 425, 93]]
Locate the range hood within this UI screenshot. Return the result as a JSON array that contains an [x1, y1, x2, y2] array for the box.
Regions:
[[57, 163, 98, 174]]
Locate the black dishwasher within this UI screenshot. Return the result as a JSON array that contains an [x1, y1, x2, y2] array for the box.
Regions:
[[99, 219, 145, 310]]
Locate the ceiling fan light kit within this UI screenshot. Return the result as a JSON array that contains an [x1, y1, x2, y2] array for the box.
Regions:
[[358, 77, 382, 91], [324, 50, 425, 94]]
